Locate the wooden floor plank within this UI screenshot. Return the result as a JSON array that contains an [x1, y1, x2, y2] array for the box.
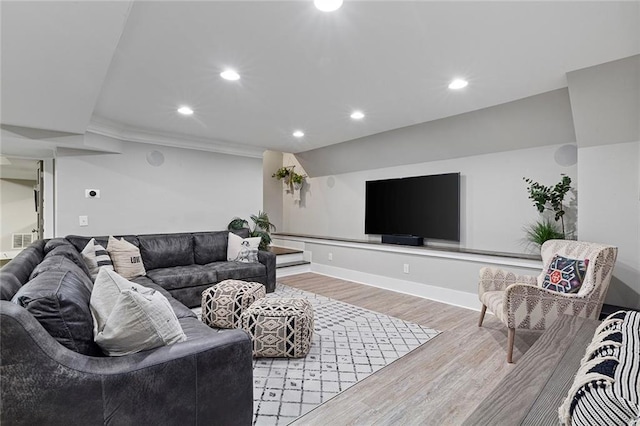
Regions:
[[280, 273, 544, 425]]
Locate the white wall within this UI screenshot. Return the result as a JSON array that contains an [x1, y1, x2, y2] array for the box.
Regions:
[[568, 56, 639, 309], [263, 151, 284, 232], [56, 141, 263, 236], [578, 141, 640, 308], [282, 144, 576, 255], [0, 178, 37, 252]]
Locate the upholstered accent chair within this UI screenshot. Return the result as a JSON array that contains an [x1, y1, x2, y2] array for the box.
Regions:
[[478, 240, 618, 363]]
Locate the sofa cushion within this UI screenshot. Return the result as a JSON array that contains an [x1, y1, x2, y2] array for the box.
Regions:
[[233, 228, 251, 239], [132, 276, 197, 320], [0, 240, 46, 301], [91, 268, 186, 356], [44, 240, 92, 278], [66, 235, 139, 254], [107, 236, 146, 279], [0, 271, 23, 301], [205, 261, 266, 282], [193, 231, 229, 264], [166, 284, 213, 309], [11, 269, 101, 356], [44, 237, 75, 253], [146, 265, 217, 291], [138, 234, 194, 271], [29, 255, 93, 292], [179, 316, 222, 340]]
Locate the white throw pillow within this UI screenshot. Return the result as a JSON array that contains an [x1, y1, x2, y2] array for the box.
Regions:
[[107, 236, 146, 279], [81, 238, 114, 280], [90, 268, 186, 356], [227, 232, 261, 262]]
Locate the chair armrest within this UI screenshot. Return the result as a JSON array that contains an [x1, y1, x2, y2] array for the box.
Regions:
[[258, 249, 276, 292], [1, 301, 253, 425], [478, 267, 538, 295], [502, 284, 593, 330]]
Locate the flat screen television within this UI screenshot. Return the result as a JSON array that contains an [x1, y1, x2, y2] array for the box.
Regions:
[[365, 172, 460, 242]]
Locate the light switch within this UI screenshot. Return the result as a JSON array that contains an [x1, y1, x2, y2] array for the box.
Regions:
[[79, 215, 88, 226]]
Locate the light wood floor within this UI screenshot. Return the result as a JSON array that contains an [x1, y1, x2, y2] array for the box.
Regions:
[[281, 273, 544, 426]]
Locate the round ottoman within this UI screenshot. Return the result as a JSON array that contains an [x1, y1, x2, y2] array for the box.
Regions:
[[201, 280, 266, 329], [241, 298, 314, 358]]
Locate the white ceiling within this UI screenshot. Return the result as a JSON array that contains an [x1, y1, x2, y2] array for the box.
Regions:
[[2, 1, 639, 157]]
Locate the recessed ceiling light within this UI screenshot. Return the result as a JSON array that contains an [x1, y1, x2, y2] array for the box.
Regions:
[[350, 111, 365, 120], [293, 130, 305, 138], [177, 106, 194, 115], [220, 69, 240, 81], [314, 0, 343, 12], [448, 79, 468, 90]]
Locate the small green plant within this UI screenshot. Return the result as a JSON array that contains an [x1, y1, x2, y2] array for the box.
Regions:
[[227, 211, 276, 251], [524, 219, 565, 248], [290, 172, 306, 185], [523, 174, 572, 237], [272, 167, 291, 181]]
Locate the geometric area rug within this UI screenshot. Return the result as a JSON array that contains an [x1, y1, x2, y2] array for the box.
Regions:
[[252, 283, 440, 425], [195, 283, 440, 426]]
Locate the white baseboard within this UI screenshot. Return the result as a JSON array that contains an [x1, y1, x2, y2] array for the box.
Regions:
[[310, 263, 481, 312]]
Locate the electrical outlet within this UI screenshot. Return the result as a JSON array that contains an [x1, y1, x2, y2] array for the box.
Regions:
[[328, 252, 333, 261], [403, 263, 410, 274], [79, 215, 89, 226]]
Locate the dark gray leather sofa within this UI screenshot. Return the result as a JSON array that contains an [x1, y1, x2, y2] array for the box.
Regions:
[[0, 230, 276, 425], [65, 230, 276, 307]]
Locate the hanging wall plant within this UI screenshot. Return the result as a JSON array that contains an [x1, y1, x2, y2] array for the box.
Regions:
[[290, 171, 306, 190], [272, 166, 306, 192], [272, 167, 292, 185]]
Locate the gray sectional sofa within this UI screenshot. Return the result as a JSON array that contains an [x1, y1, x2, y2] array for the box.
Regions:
[[65, 229, 276, 307], [0, 230, 276, 425]]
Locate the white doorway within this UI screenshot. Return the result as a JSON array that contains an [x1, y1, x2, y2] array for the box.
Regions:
[[0, 156, 41, 263]]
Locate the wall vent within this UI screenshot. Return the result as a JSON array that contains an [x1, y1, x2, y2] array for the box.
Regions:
[[12, 233, 33, 249]]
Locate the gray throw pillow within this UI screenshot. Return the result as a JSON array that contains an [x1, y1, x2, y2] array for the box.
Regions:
[[90, 268, 186, 356]]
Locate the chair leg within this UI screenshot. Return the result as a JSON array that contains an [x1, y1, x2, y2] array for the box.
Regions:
[[478, 305, 487, 327], [507, 328, 515, 364]]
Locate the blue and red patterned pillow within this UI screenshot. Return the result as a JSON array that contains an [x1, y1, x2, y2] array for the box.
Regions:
[[542, 255, 589, 293]]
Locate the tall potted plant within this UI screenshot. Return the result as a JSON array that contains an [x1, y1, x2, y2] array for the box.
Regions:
[[523, 174, 572, 247]]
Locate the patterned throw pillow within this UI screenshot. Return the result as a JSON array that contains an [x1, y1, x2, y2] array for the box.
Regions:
[[542, 255, 589, 293], [227, 232, 261, 263], [107, 236, 146, 279], [81, 238, 114, 280]]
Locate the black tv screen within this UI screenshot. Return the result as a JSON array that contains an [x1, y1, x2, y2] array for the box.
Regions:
[[365, 172, 460, 241]]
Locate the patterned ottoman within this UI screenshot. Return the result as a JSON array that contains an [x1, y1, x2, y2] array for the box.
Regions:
[[241, 298, 314, 358], [201, 280, 266, 329]]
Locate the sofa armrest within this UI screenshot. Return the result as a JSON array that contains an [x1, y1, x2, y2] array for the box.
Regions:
[[1, 301, 253, 425], [258, 250, 276, 292]]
